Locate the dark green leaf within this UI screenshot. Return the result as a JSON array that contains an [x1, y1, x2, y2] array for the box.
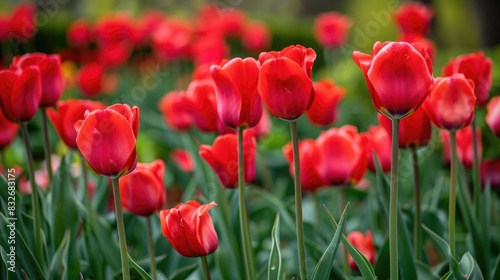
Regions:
[[167, 263, 198, 280], [268, 214, 282, 280], [128, 254, 153, 280]]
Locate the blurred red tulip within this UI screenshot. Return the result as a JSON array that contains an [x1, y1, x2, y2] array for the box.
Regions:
[[75, 104, 139, 178], [159, 91, 192, 131], [347, 231, 376, 271], [242, 21, 271, 54], [185, 79, 218, 132], [152, 19, 192, 61], [77, 63, 104, 97], [95, 14, 134, 45], [221, 8, 246, 36], [47, 99, 104, 149], [67, 19, 94, 47], [194, 4, 223, 36], [283, 139, 327, 191], [0, 66, 41, 122], [394, 2, 433, 36], [192, 34, 228, 66], [159, 201, 218, 257], [306, 79, 345, 126], [12, 53, 64, 107], [119, 160, 166, 216], [8, 4, 36, 42], [258, 45, 316, 120], [211, 57, 262, 129], [99, 42, 131, 68], [314, 11, 352, 49], [316, 125, 368, 186], [132, 10, 164, 46], [0, 16, 9, 42], [0, 108, 19, 149], [423, 73, 476, 131], [486, 96, 500, 137], [249, 108, 272, 139], [440, 127, 482, 169], [378, 106, 432, 149], [361, 126, 392, 173], [353, 41, 433, 119], [398, 33, 435, 62], [443, 52, 493, 107], [199, 131, 256, 188], [171, 149, 195, 173], [481, 159, 500, 189]]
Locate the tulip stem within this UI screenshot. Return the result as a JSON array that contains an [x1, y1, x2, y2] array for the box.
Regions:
[[237, 127, 256, 280], [389, 118, 400, 280], [41, 108, 53, 181], [312, 191, 321, 232], [146, 216, 157, 280], [411, 146, 422, 261], [201, 256, 211, 280], [471, 118, 480, 216], [290, 121, 307, 280], [111, 177, 130, 280], [21, 123, 43, 262], [449, 131, 457, 257]]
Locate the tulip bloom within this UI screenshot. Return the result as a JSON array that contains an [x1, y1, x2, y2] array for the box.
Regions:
[[249, 108, 271, 139], [159, 201, 218, 257], [423, 74, 476, 131], [171, 149, 195, 173], [481, 159, 500, 189], [394, 2, 433, 36], [313, 12, 352, 49], [378, 106, 431, 148], [152, 19, 192, 61], [486, 96, 500, 137], [191, 34, 229, 66], [119, 160, 166, 216], [159, 91, 192, 131], [48, 99, 104, 149], [77, 63, 105, 97], [75, 104, 139, 178], [283, 139, 327, 191], [211, 57, 262, 129], [316, 125, 368, 186], [442, 52, 492, 107], [0, 109, 19, 149], [347, 231, 376, 271], [67, 19, 94, 47], [242, 21, 271, 54], [199, 131, 256, 188], [398, 33, 435, 62], [8, 4, 36, 42], [440, 127, 482, 169], [360, 126, 392, 173], [221, 8, 246, 36], [306, 79, 345, 126], [258, 45, 316, 120], [353, 41, 433, 119], [0, 66, 41, 122]]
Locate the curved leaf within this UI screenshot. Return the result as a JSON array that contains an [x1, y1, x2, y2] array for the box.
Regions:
[[268, 214, 282, 280]]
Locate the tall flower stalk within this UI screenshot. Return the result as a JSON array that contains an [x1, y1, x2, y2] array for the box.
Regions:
[[111, 177, 131, 280], [411, 146, 422, 260], [449, 131, 458, 256], [41, 108, 53, 181], [389, 118, 400, 279]]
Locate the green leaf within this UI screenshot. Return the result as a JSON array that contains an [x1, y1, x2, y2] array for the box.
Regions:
[[253, 189, 296, 233], [167, 263, 198, 280], [397, 207, 417, 280], [491, 255, 500, 280], [457, 252, 484, 280], [268, 214, 282, 280], [374, 238, 390, 280], [324, 205, 376, 280], [48, 230, 71, 279], [311, 204, 349, 280], [128, 254, 153, 280]]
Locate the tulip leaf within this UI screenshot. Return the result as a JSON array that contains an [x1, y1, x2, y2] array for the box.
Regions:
[[491, 255, 500, 280], [267, 213, 282, 280], [311, 203, 349, 280], [167, 263, 198, 280], [373, 155, 389, 220], [397, 207, 417, 280], [324, 205, 376, 280], [128, 253, 153, 280], [457, 252, 484, 280], [48, 230, 70, 279], [374, 238, 390, 280]]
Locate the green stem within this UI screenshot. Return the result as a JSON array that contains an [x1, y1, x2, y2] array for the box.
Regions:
[[21, 123, 43, 262], [411, 146, 422, 261], [339, 189, 350, 277], [146, 216, 157, 279], [389, 118, 400, 280], [201, 256, 211, 280], [237, 127, 256, 280], [449, 131, 457, 257], [41, 108, 53, 181], [111, 177, 130, 280], [471, 118, 480, 216], [290, 121, 307, 280], [312, 191, 321, 233]]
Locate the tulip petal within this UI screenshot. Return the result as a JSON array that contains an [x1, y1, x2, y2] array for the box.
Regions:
[[211, 64, 242, 128], [12, 66, 42, 122]]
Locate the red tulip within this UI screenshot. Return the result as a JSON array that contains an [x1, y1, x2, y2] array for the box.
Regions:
[[347, 231, 376, 271], [94, 14, 134, 45], [249, 108, 272, 139], [171, 149, 195, 173], [159, 201, 218, 257], [398, 33, 435, 62], [258, 45, 316, 120], [0, 16, 9, 42], [486, 96, 500, 137], [378, 106, 432, 148], [67, 19, 94, 47], [306, 79, 345, 126], [199, 131, 256, 188], [221, 9, 246, 36], [352, 41, 433, 119], [313, 12, 352, 49], [12, 53, 64, 107], [152, 19, 192, 61], [242, 21, 271, 54], [443, 52, 493, 107], [159, 91, 192, 131], [440, 127, 482, 169], [191, 34, 228, 66], [394, 2, 433, 36], [360, 126, 392, 173], [119, 160, 166, 216], [99, 42, 131, 68], [423, 73, 476, 131], [481, 159, 500, 189], [194, 4, 224, 36], [8, 4, 36, 42], [47, 99, 104, 149], [316, 125, 368, 186], [0, 66, 41, 122], [75, 104, 139, 178], [283, 139, 327, 191], [211, 57, 262, 129], [132, 11, 164, 46], [77, 63, 105, 97], [0, 109, 19, 149]]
